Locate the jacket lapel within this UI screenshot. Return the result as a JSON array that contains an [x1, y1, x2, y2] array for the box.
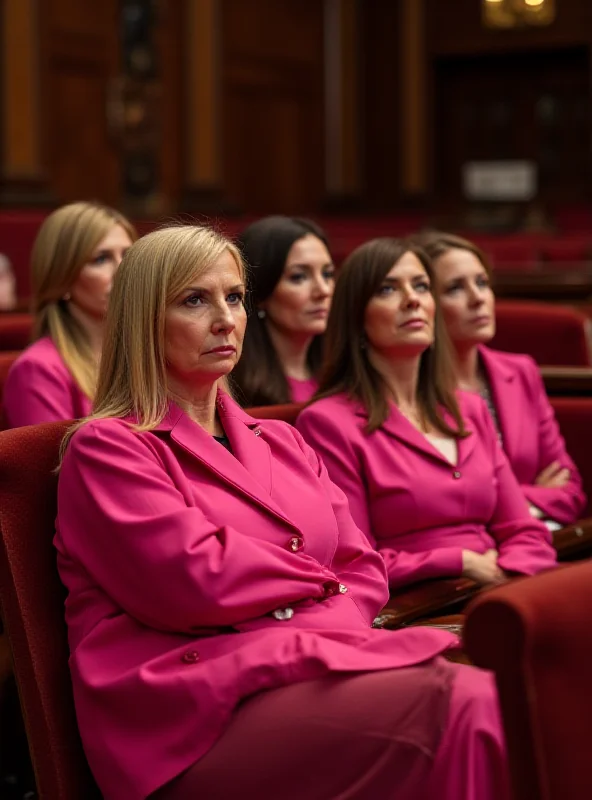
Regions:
[[154, 397, 297, 530], [478, 345, 520, 456], [357, 401, 474, 467]]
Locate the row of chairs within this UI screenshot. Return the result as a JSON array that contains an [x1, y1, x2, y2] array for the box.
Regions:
[[0, 410, 591, 798], [0, 300, 590, 367]]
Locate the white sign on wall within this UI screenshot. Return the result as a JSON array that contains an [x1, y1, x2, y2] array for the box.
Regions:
[[463, 160, 537, 201]]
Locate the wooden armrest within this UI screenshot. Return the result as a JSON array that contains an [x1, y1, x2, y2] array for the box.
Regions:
[[553, 517, 592, 560], [541, 367, 592, 396], [373, 577, 479, 629]]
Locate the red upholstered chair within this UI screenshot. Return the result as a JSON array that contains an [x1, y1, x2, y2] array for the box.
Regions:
[[549, 397, 592, 517], [246, 403, 304, 425], [486, 240, 539, 271], [491, 301, 592, 366], [464, 560, 592, 800], [0, 313, 32, 351], [541, 238, 591, 266], [0, 350, 21, 429], [0, 421, 100, 799]]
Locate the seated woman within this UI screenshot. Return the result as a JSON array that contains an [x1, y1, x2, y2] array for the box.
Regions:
[[297, 238, 557, 591], [3, 202, 136, 427], [231, 215, 334, 405], [419, 231, 585, 528], [57, 225, 509, 800]]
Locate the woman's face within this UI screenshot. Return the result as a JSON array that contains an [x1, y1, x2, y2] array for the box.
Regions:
[[364, 251, 435, 359], [70, 223, 133, 320], [164, 249, 247, 391], [260, 234, 335, 340], [433, 248, 495, 349]]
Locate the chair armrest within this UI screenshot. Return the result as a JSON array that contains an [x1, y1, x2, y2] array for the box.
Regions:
[[553, 517, 592, 560], [373, 577, 479, 629], [541, 367, 592, 396]]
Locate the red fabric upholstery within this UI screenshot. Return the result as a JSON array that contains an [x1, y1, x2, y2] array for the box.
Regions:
[[549, 397, 592, 516], [246, 403, 304, 425], [541, 238, 591, 265], [0, 421, 100, 799], [485, 240, 540, 270], [0, 350, 21, 430], [0, 314, 32, 351], [464, 560, 592, 800], [491, 301, 592, 366]]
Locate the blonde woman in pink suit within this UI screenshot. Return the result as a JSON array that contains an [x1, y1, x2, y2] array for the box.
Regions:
[[57, 225, 510, 800], [418, 231, 586, 527], [297, 238, 557, 591], [3, 202, 136, 427]]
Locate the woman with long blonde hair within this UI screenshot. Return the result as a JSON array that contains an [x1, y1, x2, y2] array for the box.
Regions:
[[57, 223, 510, 800], [4, 201, 136, 427]]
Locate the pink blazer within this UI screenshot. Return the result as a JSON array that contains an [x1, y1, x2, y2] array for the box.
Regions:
[[56, 393, 458, 800], [479, 345, 586, 524], [296, 391, 557, 590], [4, 337, 92, 427]]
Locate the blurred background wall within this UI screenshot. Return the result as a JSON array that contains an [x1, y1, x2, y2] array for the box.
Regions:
[[0, 0, 590, 227]]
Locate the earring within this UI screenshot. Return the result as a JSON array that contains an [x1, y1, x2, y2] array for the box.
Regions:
[[257, 309, 266, 319], [62, 292, 71, 302]]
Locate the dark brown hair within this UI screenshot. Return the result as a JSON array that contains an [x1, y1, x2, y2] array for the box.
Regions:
[[413, 231, 492, 278], [313, 237, 468, 436], [231, 215, 331, 407]]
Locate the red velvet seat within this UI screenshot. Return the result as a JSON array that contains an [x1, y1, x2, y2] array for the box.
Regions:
[[246, 403, 304, 425], [0, 314, 32, 351], [486, 240, 540, 271], [541, 238, 591, 266], [491, 301, 592, 366], [549, 397, 592, 516], [464, 560, 592, 800], [0, 421, 100, 799], [0, 350, 22, 430]]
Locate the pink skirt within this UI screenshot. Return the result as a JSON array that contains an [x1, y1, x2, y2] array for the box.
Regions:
[[151, 657, 509, 800]]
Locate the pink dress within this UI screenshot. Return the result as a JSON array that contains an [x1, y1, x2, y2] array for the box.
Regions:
[[56, 393, 508, 800], [4, 336, 92, 427], [286, 375, 318, 403]]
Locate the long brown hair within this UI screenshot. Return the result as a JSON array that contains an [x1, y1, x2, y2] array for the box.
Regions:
[[414, 231, 493, 278], [314, 237, 468, 436], [231, 215, 331, 406]]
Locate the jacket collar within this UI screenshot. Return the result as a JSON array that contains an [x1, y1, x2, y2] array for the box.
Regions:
[[354, 398, 475, 467], [138, 392, 298, 531], [478, 345, 519, 447]]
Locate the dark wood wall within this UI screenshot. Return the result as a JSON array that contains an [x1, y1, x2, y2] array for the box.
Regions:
[[2, 0, 592, 217]]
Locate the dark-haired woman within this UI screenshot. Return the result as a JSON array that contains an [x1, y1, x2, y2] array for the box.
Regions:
[[417, 231, 586, 528], [232, 216, 335, 406], [297, 238, 557, 591]]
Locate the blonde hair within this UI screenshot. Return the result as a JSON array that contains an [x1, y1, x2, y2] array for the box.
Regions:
[[73, 224, 244, 440], [32, 201, 137, 399]]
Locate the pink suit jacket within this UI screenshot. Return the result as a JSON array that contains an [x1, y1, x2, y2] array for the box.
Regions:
[[4, 336, 92, 427], [296, 390, 557, 590], [56, 393, 458, 800], [479, 345, 586, 524]]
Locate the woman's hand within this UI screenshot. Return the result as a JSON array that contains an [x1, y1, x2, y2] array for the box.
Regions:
[[535, 461, 570, 488], [461, 549, 505, 586]]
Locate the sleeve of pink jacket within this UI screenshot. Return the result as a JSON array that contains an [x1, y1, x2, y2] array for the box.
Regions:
[[296, 406, 464, 590], [288, 426, 389, 624], [57, 419, 386, 633], [519, 359, 586, 524], [4, 356, 75, 427], [474, 399, 558, 576]]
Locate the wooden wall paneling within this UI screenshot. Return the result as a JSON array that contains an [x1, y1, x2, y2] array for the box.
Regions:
[[426, 0, 592, 57], [221, 0, 325, 215], [43, 0, 121, 206], [0, 0, 51, 204], [399, 0, 427, 199]]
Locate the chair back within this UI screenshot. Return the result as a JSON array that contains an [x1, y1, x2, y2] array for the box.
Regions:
[[492, 301, 592, 366], [550, 396, 592, 516], [246, 402, 304, 425], [464, 561, 592, 800], [0, 313, 32, 351], [0, 350, 21, 430], [0, 421, 100, 799]]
